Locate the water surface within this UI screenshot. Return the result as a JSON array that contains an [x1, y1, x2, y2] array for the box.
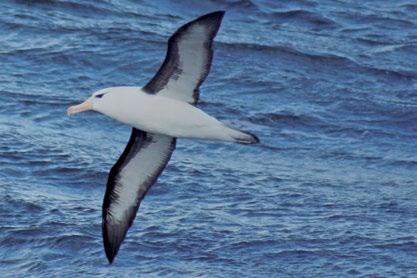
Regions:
[[1, 0, 417, 277]]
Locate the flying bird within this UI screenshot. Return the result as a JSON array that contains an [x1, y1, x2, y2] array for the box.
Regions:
[[67, 11, 259, 263]]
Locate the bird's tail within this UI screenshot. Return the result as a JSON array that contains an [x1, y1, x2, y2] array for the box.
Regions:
[[222, 125, 260, 144]]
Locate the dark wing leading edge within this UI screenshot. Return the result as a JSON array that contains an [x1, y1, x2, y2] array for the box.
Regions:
[[143, 11, 225, 104], [102, 129, 176, 263]]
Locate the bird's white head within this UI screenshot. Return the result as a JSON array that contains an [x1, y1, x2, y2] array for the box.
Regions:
[[67, 88, 115, 116]]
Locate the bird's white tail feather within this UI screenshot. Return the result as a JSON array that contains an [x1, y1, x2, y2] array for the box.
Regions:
[[222, 125, 260, 144]]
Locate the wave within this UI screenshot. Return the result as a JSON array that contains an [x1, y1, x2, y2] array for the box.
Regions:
[[14, 0, 117, 17], [1, 195, 44, 214], [247, 112, 325, 128], [221, 38, 415, 81], [400, 3, 417, 11], [220, 41, 354, 65], [270, 10, 336, 28], [362, 65, 417, 80], [388, 159, 417, 169], [358, 14, 414, 28], [375, 240, 417, 251], [208, 0, 258, 9]]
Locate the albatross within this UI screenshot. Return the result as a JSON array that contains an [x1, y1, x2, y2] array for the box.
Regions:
[[67, 10, 259, 263]]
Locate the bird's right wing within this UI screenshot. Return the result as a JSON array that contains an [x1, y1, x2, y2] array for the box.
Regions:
[[102, 128, 176, 263]]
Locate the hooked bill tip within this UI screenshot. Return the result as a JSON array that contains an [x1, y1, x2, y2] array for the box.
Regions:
[[66, 106, 74, 116]]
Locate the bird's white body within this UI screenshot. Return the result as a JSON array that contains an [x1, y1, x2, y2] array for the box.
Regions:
[[93, 86, 251, 142]]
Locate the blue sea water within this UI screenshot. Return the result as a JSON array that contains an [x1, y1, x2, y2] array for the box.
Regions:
[[1, 0, 417, 276]]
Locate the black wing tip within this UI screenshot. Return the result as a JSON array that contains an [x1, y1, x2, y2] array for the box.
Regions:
[[246, 133, 260, 144], [104, 236, 120, 264], [202, 10, 225, 20], [251, 133, 260, 144], [106, 252, 115, 264], [210, 10, 226, 17], [103, 236, 117, 264], [103, 219, 124, 264]]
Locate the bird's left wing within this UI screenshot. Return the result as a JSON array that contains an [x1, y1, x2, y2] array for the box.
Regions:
[[102, 128, 176, 263], [143, 11, 224, 104]]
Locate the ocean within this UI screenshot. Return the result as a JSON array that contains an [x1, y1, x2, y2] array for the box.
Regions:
[[1, 0, 417, 277]]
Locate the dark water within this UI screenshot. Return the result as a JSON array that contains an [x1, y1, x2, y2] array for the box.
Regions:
[[1, 0, 417, 276]]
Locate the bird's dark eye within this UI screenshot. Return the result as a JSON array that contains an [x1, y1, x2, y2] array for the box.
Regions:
[[95, 93, 105, 98]]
